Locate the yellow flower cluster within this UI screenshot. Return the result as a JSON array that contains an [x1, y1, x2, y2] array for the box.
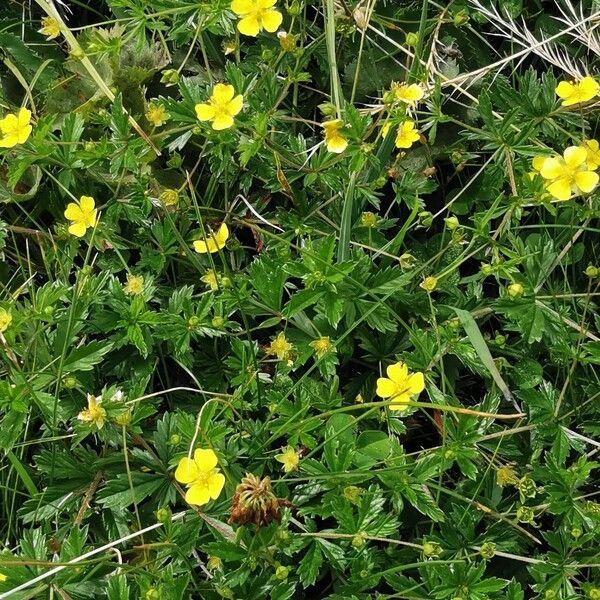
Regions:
[[531, 143, 599, 201]]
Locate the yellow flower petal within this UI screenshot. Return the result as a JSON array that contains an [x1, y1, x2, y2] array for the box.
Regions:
[[578, 76, 599, 100], [227, 95, 244, 117], [185, 483, 211, 506], [540, 157, 564, 180], [407, 371, 425, 394], [214, 223, 229, 246], [555, 81, 574, 99], [376, 377, 397, 398], [212, 113, 235, 130], [261, 8, 283, 32], [546, 178, 572, 201], [575, 170, 599, 193], [386, 362, 408, 384], [194, 448, 219, 471], [175, 457, 199, 484], [231, 0, 253, 14], [389, 393, 411, 411], [326, 135, 348, 153], [79, 195, 96, 216], [238, 15, 261, 36], [258, 0, 277, 7], [212, 83, 235, 104], [68, 222, 87, 237], [563, 145, 587, 168], [207, 472, 225, 499], [531, 156, 546, 171], [195, 103, 216, 121], [64, 202, 84, 221]]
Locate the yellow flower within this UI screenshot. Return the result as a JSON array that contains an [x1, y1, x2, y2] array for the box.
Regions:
[[310, 336, 332, 357], [124, 274, 144, 295], [78, 394, 106, 429], [322, 119, 348, 154], [582, 139, 600, 170], [0, 572, 6, 582], [0, 107, 32, 148], [0, 308, 12, 332], [393, 82, 424, 105], [555, 76, 598, 106], [145, 103, 168, 127], [540, 146, 599, 201], [193, 223, 229, 254], [64, 195, 98, 237], [420, 276, 438, 292], [275, 446, 300, 473], [395, 121, 420, 149], [201, 269, 220, 291], [195, 83, 243, 130], [268, 331, 292, 360], [39, 16, 61, 39], [376, 361, 425, 412], [174, 448, 225, 506], [231, 0, 283, 37]]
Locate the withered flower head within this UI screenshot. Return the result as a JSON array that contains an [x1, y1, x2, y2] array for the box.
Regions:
[[228, 473, 292, 527]]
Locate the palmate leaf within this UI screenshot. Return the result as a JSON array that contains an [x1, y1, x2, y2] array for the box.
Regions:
[[96, 472, 167, 509], [298, 541, 323, 588]]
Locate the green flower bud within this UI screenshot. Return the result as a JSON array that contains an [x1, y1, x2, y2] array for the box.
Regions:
[[399, 253, 416, 269], [212, 316, 225, 329], [166, 153, 183, 169], [145, 588, 160, 600], [517, 475, 537, 499], [494, 334, 506, 346], [405, 32, 419, 47], [570, 527, 582, 539], [479, 542, 496, 559], [160, 69, 179, 86], [188, 316, 200, 329], [352, 532, 366, 548], [422, 541, 442, 557], [155, 507, 171, 523], [275, 565, 290, 580], [63, 376, 78, 389], [584, 264, 599, 277], [444, 216, 459, 230], [169, 434, 181, 445], [453, 9, 469, 26], [418, 211, 433, 227], [516, 505, 534, 524], [480, 263, 493, 276], [287, 0, 301, 17]]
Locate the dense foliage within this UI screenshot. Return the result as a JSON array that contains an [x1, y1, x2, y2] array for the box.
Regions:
[[1, 0, 599, 598]]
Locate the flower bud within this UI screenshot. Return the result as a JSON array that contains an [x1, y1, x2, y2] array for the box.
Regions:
[[287, 1, 301, 16], [418, 211, 433, 227], [360, 211, 378, 228], [399, 253, 416, 268], [155, 507, 171, 523], [422, 541, 442, 557], [507, 283, 524, 298], [479, 542, 496, 559], [63, 376, 78, 389], [352, 532, 366, 548], [274, 565, 290, 580], [584, 264, 599, 277], [160, 69, 179, 86], [405, 32, 419, 47], [444, 216, 459, 230], [420, 276, 438, 292], [169, 434, 181, 445]]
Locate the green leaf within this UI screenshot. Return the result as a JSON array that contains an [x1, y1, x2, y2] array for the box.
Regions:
[[63, 341, 114, 373], [298, 542, 323, 588]]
